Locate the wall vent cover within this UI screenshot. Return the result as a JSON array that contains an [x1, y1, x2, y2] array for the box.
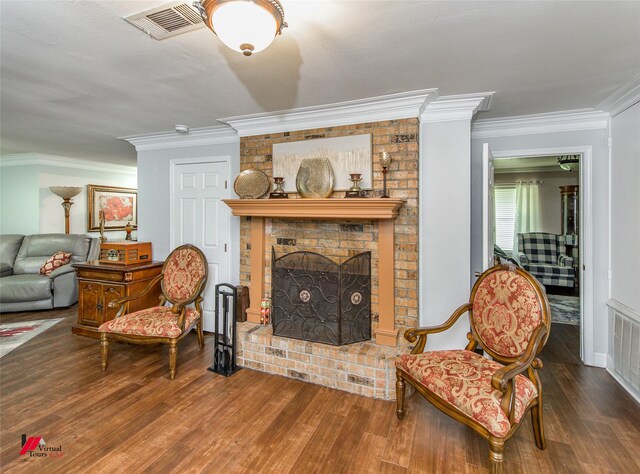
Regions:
[[613, 308, 640, 395], [123, 2, 204, 40]]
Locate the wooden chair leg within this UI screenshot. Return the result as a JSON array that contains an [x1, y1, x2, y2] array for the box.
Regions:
[[100, 333, 109, 372], [396, 370, 406, 420], [488, 437, 505, 474], [197, 319, 204, 349], [531, 402, 546, 450], [168, 341, 178, 379]]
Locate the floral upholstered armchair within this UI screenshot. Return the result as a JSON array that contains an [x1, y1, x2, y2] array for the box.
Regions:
[[99, 244, 208, 379], [395, 265, 551, 474]]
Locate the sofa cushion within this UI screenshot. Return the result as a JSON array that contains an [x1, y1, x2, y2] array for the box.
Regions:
[[0, 234, 24, 275], [14, 234, 92, 274], [0, 274, 52, 303], [40, 251, 72, 275], [523, 263, 575, 287], [1, 263, 13, 277]]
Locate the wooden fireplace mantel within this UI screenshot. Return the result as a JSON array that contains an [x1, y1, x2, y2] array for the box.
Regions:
[[223, 198, 404, 220], [224, 198, 405, 347]]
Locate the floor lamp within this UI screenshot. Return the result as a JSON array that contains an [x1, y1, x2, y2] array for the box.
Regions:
[[50, 186, 82, 234]]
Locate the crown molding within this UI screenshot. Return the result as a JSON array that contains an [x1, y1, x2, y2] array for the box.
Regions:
[[421, 92, 495, 123], [598, 73, 640, 117], [218, 89, 438, 137], [120, 125, 239, 151], [0, 153, 137, 175], [471, 109, 610, 139]]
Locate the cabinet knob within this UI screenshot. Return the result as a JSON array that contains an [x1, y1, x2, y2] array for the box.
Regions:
[[96, 301, 104, 312]]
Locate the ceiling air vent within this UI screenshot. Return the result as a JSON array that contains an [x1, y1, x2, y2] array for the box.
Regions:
[[123, 2, 204, 40]]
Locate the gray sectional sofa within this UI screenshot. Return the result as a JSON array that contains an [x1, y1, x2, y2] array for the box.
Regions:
[[0, 234, 99, 312]]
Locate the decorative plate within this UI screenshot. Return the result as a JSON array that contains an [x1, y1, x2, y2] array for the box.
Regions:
[[234, 169, 270, 199]]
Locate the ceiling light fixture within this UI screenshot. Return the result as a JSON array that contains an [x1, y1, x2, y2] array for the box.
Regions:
[[193, 0, 287, 56], [557, 154, 580, 171]]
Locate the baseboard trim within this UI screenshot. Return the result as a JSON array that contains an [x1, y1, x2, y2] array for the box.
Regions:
[[606, 367, 640, 406], [591, 352, 608, 368]]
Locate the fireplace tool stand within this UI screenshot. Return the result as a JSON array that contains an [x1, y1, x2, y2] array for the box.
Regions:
[[208, 283, 241, 377]]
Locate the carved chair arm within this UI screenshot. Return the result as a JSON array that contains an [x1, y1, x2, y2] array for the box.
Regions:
[[404, 303, 472, 354], [491, 324, 548, 422], [108, 273, 164, 317]]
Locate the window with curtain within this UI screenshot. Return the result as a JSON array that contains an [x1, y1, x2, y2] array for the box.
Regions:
[[495, 185, 516, 252]]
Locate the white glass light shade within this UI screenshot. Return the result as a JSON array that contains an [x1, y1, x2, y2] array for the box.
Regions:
[[559, 162, 578, 171], [212, 1, 278, 55], [558, 155, 579, 171]]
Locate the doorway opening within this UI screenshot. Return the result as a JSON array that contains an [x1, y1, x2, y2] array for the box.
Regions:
[[494, 155, 580, 330], [483, 145, 594, 366]]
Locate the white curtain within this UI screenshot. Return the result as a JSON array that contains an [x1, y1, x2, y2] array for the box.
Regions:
[[513, 181, 541, 253]]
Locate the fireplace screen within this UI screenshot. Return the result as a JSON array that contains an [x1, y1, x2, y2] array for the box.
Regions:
[[271, 250, 371, 346]]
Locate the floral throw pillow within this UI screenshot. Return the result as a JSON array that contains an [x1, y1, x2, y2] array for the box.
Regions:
[[39, 251, 72, 276]]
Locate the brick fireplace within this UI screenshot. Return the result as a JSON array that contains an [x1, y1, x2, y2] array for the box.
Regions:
[[228, 118, 419, 399]]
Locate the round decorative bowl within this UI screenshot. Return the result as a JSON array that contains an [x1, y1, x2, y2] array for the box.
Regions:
[[234, 169, 270, 199]]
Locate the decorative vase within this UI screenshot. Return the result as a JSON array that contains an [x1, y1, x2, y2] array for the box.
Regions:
[[296, 158, 334, 198]]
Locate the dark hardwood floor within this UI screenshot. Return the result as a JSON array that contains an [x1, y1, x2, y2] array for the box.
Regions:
[[1, 307, 638, 473]]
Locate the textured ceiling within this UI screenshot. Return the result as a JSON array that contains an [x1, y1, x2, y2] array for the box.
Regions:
[[1, 1, 639, 165]]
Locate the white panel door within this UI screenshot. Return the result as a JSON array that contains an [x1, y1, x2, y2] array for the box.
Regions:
[[172, 161, 229, 331], [482, 143, 495, 271]]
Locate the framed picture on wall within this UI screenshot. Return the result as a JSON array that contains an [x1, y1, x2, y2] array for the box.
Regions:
[[273, 134, 372, 192], [87, 185, 137, 231]]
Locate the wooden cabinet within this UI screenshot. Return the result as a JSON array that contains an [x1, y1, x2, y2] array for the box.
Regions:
[[560, 185, 579, 287], [72, 260, 163, 338]]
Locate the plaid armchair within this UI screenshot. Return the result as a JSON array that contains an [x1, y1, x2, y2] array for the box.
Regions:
[[517, 233, 575, 287]]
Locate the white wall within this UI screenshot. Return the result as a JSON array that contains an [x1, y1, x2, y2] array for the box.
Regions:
[[39, 165, 136, 239], [0, 157, 136, 238], [136, 141, 240, 282], [0, 165, 40, 234], [471, 127, 609, 361], [609, 102, 640, 311], [495, 169, 579, 235], [419, 118, 473, 349]]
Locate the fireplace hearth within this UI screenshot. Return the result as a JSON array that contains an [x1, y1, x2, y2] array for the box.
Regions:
[[271, 250, 371, 346]]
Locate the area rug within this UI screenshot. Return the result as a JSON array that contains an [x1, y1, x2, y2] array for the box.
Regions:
[[0, 319, 63, 359], [548, 295, 580, 326]]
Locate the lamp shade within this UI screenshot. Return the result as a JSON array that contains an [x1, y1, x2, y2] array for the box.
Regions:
[[49, 186, 82, 200], [557, 155, 579, 171], [198, 0, 287, 56]]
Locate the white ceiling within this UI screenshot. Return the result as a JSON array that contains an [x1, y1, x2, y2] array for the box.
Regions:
[[1, 1, 639, 165], [494, 155, 566, 173]]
